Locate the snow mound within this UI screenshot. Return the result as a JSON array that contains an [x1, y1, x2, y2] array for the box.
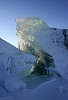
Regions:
[[5, 76, 27, 92], [30, 78, 68, 100]]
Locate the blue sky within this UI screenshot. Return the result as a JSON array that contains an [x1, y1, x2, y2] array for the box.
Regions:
[[0, 0, 68, 47]]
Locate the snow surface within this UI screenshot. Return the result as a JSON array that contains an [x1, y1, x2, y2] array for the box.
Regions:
[[5, 78, 68, 100], [30, 78, 68, 100], [5, 76, 27, 92]]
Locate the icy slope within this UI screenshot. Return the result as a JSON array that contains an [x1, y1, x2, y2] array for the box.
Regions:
[[35, 28, 68, 80], [0, 38, 35, 81], [0, 38, 18, 54]]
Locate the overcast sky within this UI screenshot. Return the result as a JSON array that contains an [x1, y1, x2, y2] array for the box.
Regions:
[[0, 0, 68, 47]]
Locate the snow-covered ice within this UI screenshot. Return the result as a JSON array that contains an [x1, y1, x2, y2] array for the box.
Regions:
[[0, 17, 68, 100]]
